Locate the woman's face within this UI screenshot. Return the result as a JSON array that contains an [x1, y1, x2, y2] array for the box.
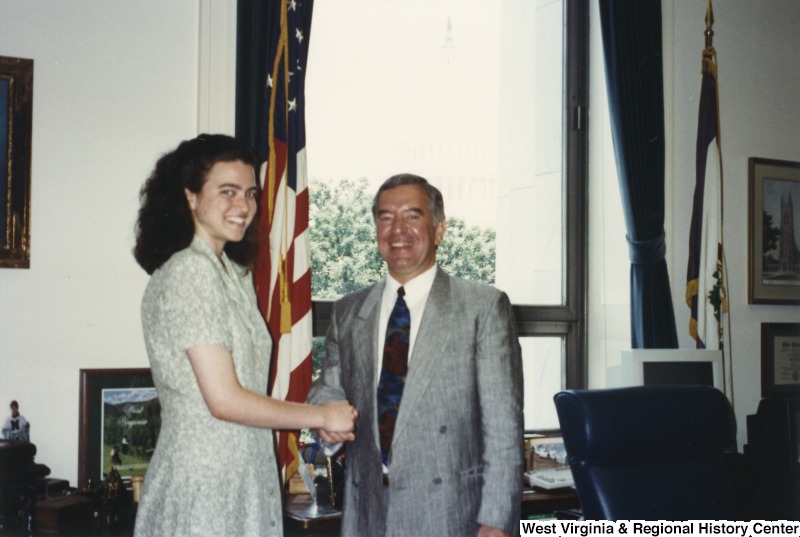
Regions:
[[184, 160, 258, 256]]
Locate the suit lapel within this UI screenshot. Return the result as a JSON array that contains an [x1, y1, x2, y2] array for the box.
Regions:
[[391, 270, 453, 443], [352, 282, 384, 441]]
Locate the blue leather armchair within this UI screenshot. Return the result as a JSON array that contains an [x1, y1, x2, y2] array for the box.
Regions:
[[554, 385, 739, 520]]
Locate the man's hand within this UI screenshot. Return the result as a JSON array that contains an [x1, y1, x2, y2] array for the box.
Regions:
[[478, 524, 512, 537], [317, 400, 359, 443]]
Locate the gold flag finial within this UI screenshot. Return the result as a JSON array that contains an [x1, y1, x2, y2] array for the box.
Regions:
[[704, 0, 715, 50], [701, 0, 717, 75]]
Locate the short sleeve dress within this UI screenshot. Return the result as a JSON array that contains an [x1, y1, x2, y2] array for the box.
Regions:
[[133, 237, 282, 537]]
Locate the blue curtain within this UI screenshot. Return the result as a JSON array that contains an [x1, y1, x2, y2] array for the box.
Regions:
[[599, 0, 678, 348], [235, 0, 273, 157]]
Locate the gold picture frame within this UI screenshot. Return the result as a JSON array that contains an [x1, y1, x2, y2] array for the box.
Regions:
[[748, 157, 800, 304], [0, 56, 33, 268]]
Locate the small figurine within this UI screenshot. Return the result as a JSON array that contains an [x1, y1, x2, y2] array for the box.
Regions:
[[2, 400, 30, 442]]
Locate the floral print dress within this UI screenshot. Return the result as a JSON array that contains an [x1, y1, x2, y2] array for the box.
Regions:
[[134, 237, 282, 537]]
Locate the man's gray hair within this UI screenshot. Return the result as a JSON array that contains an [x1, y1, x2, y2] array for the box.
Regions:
[[371, 173, 446, 226]]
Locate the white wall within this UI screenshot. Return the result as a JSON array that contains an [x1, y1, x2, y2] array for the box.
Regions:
[[0, 0, 235, 485], [590, 0, 800, 451]]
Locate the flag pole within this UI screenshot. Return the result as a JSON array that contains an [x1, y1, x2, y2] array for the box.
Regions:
[[685, 0, 734, 403], [703, 0, 735, 404], [258, 0, 315, 487]]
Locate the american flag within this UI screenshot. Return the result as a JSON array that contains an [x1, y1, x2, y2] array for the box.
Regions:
[[254, 0, 314, 482], [686, 1, 727, 350]]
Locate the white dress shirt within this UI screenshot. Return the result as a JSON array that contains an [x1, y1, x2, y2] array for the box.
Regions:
[[377, 263, 437, 379]]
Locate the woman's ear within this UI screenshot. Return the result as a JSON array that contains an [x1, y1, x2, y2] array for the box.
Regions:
[[184, 188, 197, 210]]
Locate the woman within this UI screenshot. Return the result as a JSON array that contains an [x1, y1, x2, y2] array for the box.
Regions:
[[132, 134, 357, 537]]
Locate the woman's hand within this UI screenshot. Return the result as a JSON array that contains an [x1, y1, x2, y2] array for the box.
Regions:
[[318, 400, 359, 443]]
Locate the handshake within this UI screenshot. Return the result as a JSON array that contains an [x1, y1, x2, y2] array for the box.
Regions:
[[316, 400, 359, 444]]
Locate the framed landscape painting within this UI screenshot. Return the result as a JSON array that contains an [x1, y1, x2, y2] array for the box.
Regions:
[[78, 369, 161, 490]]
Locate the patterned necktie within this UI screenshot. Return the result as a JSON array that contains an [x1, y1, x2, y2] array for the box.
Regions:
[[377, 286, 410, 466]]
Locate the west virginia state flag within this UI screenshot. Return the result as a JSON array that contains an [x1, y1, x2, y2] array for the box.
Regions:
[[686, 12, 727, 350]]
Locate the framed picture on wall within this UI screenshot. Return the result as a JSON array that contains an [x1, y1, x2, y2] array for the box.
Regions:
[[748, 157, 800, 304], [761, 323, 800, 398], [78, 369, 161, 490], [0, 56, 33, 269]]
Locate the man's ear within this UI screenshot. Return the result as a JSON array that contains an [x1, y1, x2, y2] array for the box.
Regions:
[[434, 219, 446, 246]]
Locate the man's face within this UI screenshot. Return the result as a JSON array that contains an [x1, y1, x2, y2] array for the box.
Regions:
[[10, 405, 18, 417], [375, 184, 445, 284]]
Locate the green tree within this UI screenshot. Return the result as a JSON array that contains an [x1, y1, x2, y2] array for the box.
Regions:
[[763, 210, 780, 254], [437, 219, 496, 284], [309, 178, 385, 299], [104, 417, 123, 446]]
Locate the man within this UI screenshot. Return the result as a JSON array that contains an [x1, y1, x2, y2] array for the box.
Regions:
[[309, 174, 524, 537], [3, 400, 30, 442]]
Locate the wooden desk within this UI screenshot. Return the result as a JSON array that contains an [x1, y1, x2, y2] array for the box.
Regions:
[[521, 487, 580, 518], [284, 494, 341, 537], [285, 486, 581, 535]]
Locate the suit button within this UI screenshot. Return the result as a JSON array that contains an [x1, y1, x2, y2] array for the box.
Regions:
[[433, 477, 442, 485], [439, 426, 447, 434]]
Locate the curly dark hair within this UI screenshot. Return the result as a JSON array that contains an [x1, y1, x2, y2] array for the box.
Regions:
[[133, 134, 260, 275]]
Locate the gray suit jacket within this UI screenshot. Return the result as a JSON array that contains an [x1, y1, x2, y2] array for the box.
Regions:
[[308, 268, 524, 537]]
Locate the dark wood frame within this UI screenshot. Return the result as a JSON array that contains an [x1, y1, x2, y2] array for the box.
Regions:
[[78, 368, 156, 490], [0, 56, 33, 268], [761, 322, 800, 398], [748, 157, 800, 304]]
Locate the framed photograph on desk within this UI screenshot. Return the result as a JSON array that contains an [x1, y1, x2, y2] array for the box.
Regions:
[[761, 322, 800, 398], [528, 436, 568, 473]]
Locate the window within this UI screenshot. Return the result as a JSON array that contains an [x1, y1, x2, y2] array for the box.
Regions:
[[306, 0, 588, 431]]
